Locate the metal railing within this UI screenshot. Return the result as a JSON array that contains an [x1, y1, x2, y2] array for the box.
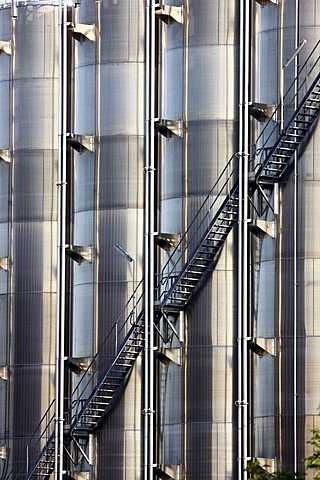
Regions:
[[251, 40, 320, 172], [7, 400, 55, 480], [68, 278, 144, 429], [156, 152, 239, 304]]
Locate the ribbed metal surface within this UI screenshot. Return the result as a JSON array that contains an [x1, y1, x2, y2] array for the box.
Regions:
[[252, 1, 320, 475], [158, 1, 239, 478], [70, 0, 144, 477], [0, 5, 58, 477]]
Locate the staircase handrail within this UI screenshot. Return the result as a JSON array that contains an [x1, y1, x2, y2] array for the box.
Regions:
[[68, 278, 144, 422], [255, 70, 320, 182], [70, 308, 145, 430], [156, 41, 320, 301], [7, 399, 55, 480], [252, 40, 320, 167], [157, 152, 239, 301]]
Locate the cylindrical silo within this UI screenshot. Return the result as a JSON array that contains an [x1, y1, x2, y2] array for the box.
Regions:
[[157, 1, 239, 478], [70, 0, 145, 477], [0, 2, 58, 476], [252, 0, 320, 475]]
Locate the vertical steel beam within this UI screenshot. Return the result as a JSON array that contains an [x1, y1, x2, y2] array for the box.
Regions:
[[144, 1, 156, 479], [293, 0, 300, 472], [238, 1, 251, 478], [55, 0, 68, 478]]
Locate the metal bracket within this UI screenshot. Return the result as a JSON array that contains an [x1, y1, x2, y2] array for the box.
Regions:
[[66, 245, 96, 264], [254, 0, 278, 5], [67, 22, 96, 43], [249, 219, 277, 239], [155, 5, 184, 25], [66, 133, 95, 153], [155, 347, 181, 366], [155, 119, 183, 138], [154, 232, 180, 251], [249, 102, 276, 122], [0, 446, 9, 460], [0, 149, 11, 163], [248, 338, 276, 357], [0, 257, 10, 271], [154, 464, 181, 479], [253, 457, 277, 473], [65, 357, 96, 375], [0, 41, 12, 55], [0, 366, 8, 380]]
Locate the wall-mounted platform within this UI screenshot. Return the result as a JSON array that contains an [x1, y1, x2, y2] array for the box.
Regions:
[[248, 338, 276, 357], [0, 446, 8, 460], [0, 41, 11, 55], [249, 219, 277, 239], [155, 119, 183, 138], [66, 134, 95, 153], [67, 23, 96, 43], [0, 257, 10, 271], [65, 357, 96, 375], [155, 232, 180, 251], [254, 0, 278, 5], [0, 149, 11, 163], [249, 102, 276, 122], [66, 245, 96, 264], [154, 464, 180, 479], [155, 5, 183, 25], [0, 366, 8, 380], [155, 347, 181, 366]]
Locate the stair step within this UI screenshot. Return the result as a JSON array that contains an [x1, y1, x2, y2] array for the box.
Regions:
[[290, 125, 309, 131], [179, 282, 198, 288], [304, 104, 319, 110], [294, 118, 314, 124], [272, 153, 291, 159], [172, 295, 189, 301], [286, 133, 304, 139], [264, 167, 283, 173], [277, 146, 295, 152]]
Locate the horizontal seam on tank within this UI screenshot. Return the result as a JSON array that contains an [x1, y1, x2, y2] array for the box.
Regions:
[[8, 364, 56, 368], [76, 61, 145, 69], [1, 76, 59, 82], [186, 345, 235, 348]]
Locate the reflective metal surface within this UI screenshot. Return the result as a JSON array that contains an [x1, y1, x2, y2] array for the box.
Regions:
[[158, 1, 239, 478], [0, 4, 58, 477], [71, 0, 145, 477], [252, 1, 320, 475]]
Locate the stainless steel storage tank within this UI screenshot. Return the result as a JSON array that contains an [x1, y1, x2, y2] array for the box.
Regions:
[[70, 0, 145, 477], [0, 2, 58, 476], [157, 1, 239, 478], [252, 0, 320, 475]]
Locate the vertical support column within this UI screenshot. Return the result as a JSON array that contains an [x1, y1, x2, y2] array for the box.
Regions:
[[145, 1, 156, 479], [55, 0, 68, 478], [293, 0, 300, 472], [238, 1, 251, 478]]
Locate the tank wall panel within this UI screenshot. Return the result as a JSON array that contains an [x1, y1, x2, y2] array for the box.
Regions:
[[159, 4, 239, 477], [0, 5, 58, 473], [252, 2, 320, 474], [71, 1, 145, 477]]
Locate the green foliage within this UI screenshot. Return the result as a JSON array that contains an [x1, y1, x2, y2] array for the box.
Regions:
[[305, 427, 320, 479], [245, 459, 303, 480]]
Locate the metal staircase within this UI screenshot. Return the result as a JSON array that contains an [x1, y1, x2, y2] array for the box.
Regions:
[[255, 73, 320, 183], [13, 46, 319, 480], [158, 65, 320, 310], [70, 312, 144, 433], [27, 433, 55, 480]]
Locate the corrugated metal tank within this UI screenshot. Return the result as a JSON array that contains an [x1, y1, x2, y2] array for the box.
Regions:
[[252, 0, 320, 475], [0, 2, 58, 476], [70, 0, 145, 477], [157, 1, 239, 478]]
